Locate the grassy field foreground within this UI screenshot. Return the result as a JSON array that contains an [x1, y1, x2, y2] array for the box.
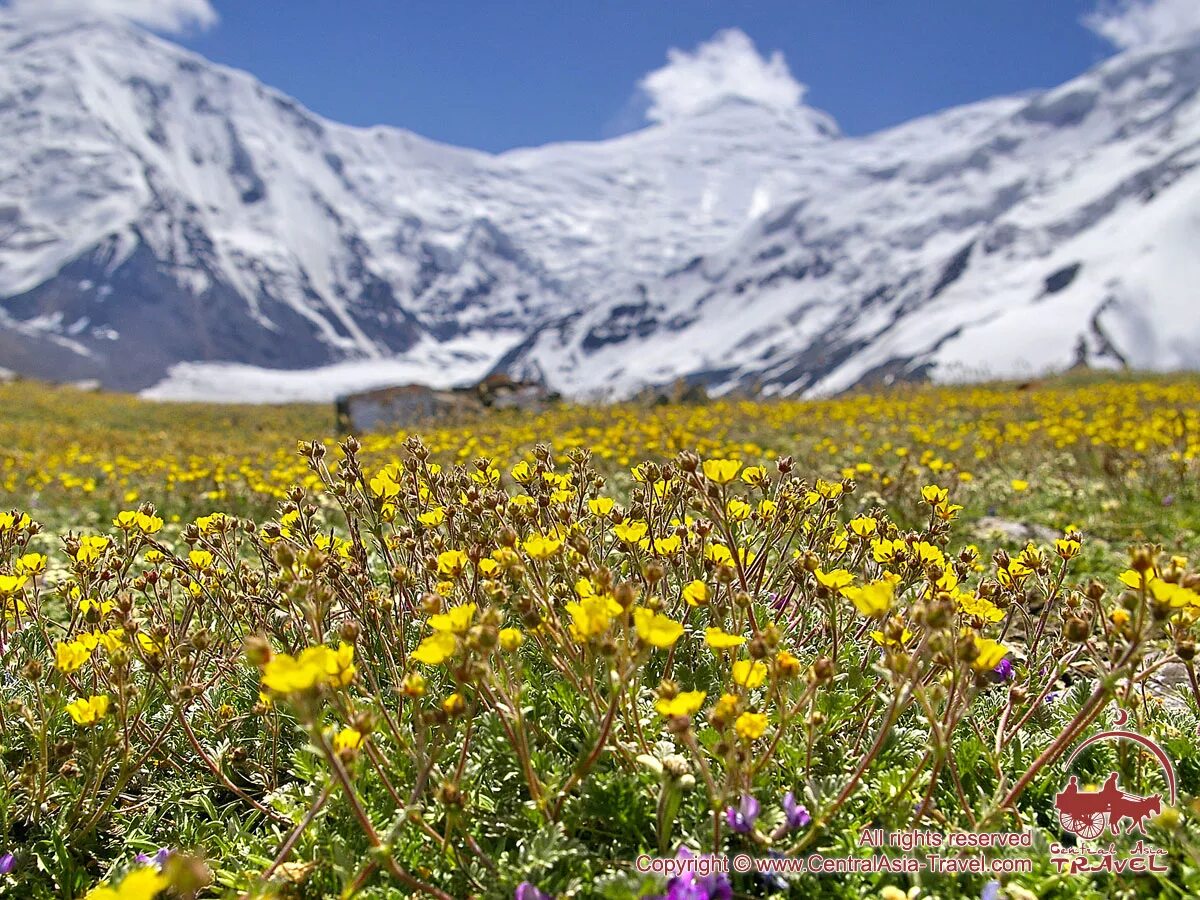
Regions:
[[0, 376, 1198, 899]]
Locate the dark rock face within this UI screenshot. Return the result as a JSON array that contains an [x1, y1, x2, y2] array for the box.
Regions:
[[226, 122, 267, 205], [1043, 263, 1082, 295], [929, 242, 974, 299], [0, 237, 407, 391], [581, 294, 660, 351]]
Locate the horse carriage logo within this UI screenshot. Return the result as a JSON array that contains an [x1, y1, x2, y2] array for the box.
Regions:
[[1054, 709, 1176, 841]]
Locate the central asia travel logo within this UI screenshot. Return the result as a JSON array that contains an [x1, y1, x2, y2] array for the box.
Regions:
[[1049, 708, 1173, 874]]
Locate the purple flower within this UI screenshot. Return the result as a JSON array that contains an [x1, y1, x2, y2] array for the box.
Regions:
[[135, 847, 171, 868], [663, 847, 732, 900], [0, 853, 13, 876], [724, 794, 759, 834], [754, 851, 789, 892], [665, 877, 709, 900], [982, 881, 1001, 900], [782, 791, 811, 830], [515, 882, 550, 900], [991, 658, 1013, 682]]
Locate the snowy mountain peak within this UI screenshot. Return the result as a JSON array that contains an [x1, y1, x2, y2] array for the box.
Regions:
[[1, 16, 1199, 402], [624, 27, 840, 145], [659, 93, 840, 142]]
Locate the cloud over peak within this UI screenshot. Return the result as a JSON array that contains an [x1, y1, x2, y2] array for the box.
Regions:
[[4, 0, 217, 34], [638, 29, 807, 124], [1085, 0, 1200, 50]]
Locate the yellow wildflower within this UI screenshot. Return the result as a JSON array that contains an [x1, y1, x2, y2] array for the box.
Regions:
[[436, 549, 469, 578], [401, 672, 427, 697], [188, 549, 214, 569], [417, 507, 446, 528], [0, 574, 27, 596], [411, 631, 458, 666], [872, 538, 905, 564], [725, 499, 751, 521], [369, 470, 401, 498], [814, 568, 854, 592], [499, 627, 524, 651], [113, 510, 139, 530], [970, 636, 1010, 672], [195, 512, 226, 533], [74, 536, 110, 565], [702, 458, 741, 484], [97, 629, 125, 652], [429, 603, 476, 634], [704, 628, 746, 650], [66, 694, 109, 726], [16, 552, 47, 575], [85, 866, 167, 900], [655, 690, 706, 718], [333, 727, 363, 754], [1118, 569, 1154, 590], [136, 633, 161, 656], [732, 659, 768, 689], [612, 520, 647, 544], [651, 534, 682, 555], [683, 580, 709, 607], [633, 608, 684, 648], [1054, 537, 1081, 560], [920, 484, 948, 505], [523, 533, 562, 560], [588, 496, 614, 516], [566, 593, 622, 641], [740, 465, 767, 486], [870, 627, 914, 647], [956, 592, 1005, 623], [55, 640, 91, 672], [842, 580, 894, 617], [848, 516, 877, 537], [734, 711, 768, 741]]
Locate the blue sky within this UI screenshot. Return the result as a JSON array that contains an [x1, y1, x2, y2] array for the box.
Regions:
[[174, 1, 1118, 152], [6, 0, 1193, 152]]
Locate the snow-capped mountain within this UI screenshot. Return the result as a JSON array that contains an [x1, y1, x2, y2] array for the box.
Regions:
[[1, 12, 1199, 401], [506, 41, 1200, 399]]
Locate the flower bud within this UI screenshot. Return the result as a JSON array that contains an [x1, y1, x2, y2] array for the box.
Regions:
[[1130, 546, 1155, 573], [812, 657, 834, 683], [244, 634, 273, 667], [614, 582, 637, 609], [1064, 616, 1091, 642]]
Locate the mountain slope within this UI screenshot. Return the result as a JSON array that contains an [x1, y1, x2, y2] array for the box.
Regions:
[[0, 13, 838, 394], [1, 13, 1199, 399], [504, 39, 1200, 398]]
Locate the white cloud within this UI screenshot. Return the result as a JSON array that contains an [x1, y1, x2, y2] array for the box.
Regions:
[[1084, 0, 1200, 50], [5, 0, 218, 34], [638, 28, 806, 124]]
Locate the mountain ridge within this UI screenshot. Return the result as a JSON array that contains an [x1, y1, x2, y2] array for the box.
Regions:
[[2, 12, 1199, 401]]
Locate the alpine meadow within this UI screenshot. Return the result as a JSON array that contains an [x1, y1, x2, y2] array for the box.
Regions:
[[1, 376, 1199, 898]]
